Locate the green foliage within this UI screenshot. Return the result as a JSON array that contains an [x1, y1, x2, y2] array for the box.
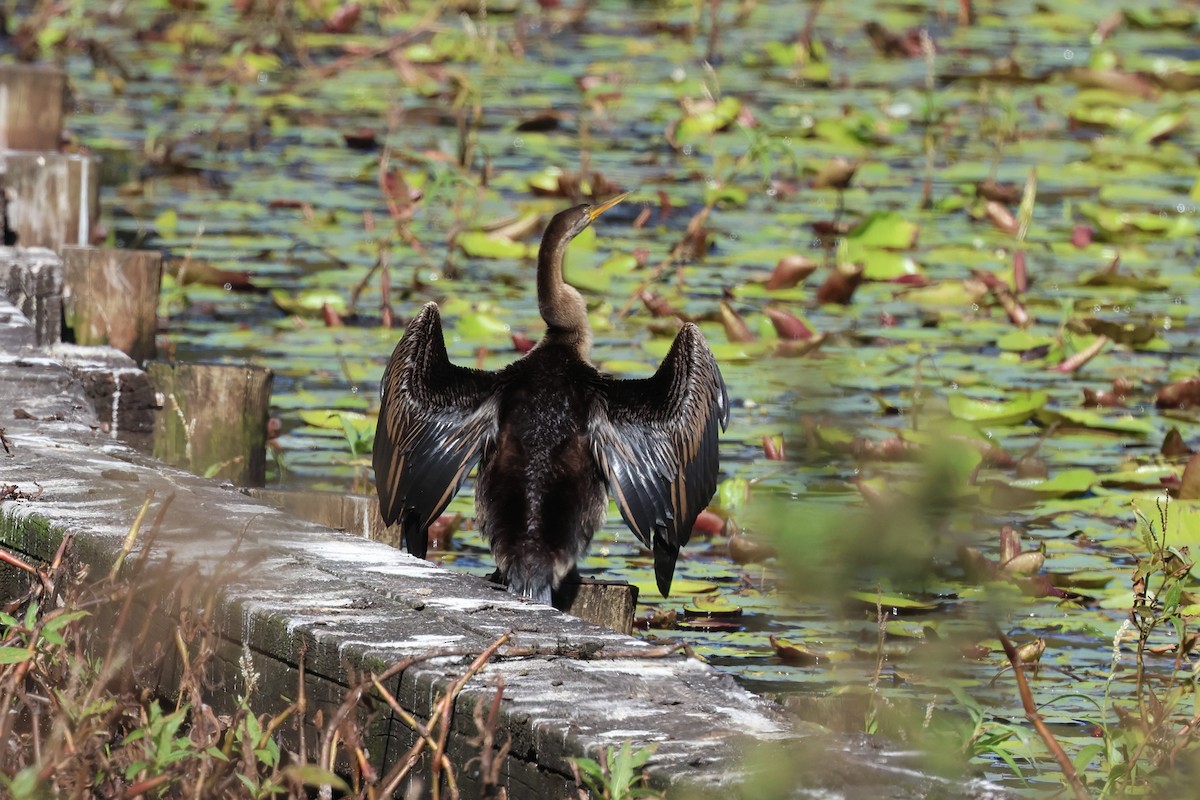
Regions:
[[570, 742, 662, 800], [122, 701, 196, 783], [0, 543, 478, 799]]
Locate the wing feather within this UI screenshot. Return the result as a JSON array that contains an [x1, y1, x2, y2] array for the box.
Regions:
[[373, 303, 498, 558], [590, 323, 729, 596]]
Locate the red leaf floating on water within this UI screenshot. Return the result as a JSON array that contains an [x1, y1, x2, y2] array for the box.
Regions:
[[1013, 250, 1028, 293], [1071, 224, 1093, 248], [762, 434, 786, 460], [889, 273, 931, 287], [764, 307, 812, 340], [1162, 428, 1192, 457], [641, 291, 685, 319], [427, 513, 461, 551], [342, 127, 377, 150], [1178, 453, 1200, 501], [1083, 377, 1130, 408], [1082, 387, 1125, 408], [511, 332, 535, 353], [692, 509, 726, 536], [718, 300, 756, 343], [770, 634, 820, 665], [984, 200, 1018, 235], [1156, 377, 1200, 410], [728, 533, 777, 564], [325, 3, 362, 33], [999, 525, 1021, 563], [816, 263, 865, 305], [863, 21, 925, 58], [764, 255, 818, 290], [976, 180, 1020, 204]]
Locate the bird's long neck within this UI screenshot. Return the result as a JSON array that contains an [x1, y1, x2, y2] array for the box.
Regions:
[[536, 229, 592, 358]]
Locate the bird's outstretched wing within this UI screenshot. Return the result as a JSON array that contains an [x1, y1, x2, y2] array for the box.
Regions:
[[589, 323, 729, 596], [373, 303, 498, 559]]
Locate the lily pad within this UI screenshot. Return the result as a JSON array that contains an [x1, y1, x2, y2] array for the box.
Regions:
[[948, 392, 1048, 426], [271, 289, 348, 317], [1038, 409, 1155, 436], [845, 591, 939, 614], [684, 595, 743, 617]]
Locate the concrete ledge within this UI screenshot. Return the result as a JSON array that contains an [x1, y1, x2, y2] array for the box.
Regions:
[[0, 291, 1005, 798], [0, 245, 62, 345]]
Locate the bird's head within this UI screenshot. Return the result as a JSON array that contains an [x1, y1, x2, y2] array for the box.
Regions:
[[546, 192, 630, 243]]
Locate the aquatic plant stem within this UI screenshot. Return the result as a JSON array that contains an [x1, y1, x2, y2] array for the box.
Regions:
[[993, 625, 1089, 800]]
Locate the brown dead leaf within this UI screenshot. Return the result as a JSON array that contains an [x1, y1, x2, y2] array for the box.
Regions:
[[816, 263, 865, 305], [764, 307, 813, 340], [729, 533, 777, 564], [1156, 377, 1200, 409], [1162, 428, 1192, 458], [763, 254, 818, 290], [983, 200, 1019, 235], [718, 300, 756, 343]]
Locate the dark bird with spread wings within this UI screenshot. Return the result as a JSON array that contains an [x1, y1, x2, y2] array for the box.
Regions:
[[372, 194, 729, 605]]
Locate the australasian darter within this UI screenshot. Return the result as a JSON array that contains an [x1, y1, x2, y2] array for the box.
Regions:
[[373, 194, 729, 604]]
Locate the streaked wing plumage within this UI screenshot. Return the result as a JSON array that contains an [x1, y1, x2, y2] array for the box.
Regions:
[[373, 303, 498, 558], [590, 323, 729, 596]]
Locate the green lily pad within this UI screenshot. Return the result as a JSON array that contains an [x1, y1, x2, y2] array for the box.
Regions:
[[675, 96, 742, 143], [1038, 409, 1155, 436], [452, 311, 510, 341], [297, 410, 374, 435], [846, 591, 939, 614], [715, 477, 750, 517], [458, 231, 533, 260], [631, 578, 719, 597], [1005, 468, 1100, 496], [847, 211, 919, 249], [948, 391, 1048, 426], [684, 595, 743, 617]]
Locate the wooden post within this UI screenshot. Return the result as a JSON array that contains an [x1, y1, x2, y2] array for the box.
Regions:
[[148, 362, 273, 487], [555, 580, 639, 635], [0, 64, 66, 151], [3, 152, 100, 250], [61, 246, 162, 363]]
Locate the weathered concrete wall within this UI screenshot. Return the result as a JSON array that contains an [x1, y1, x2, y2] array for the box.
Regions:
[[0, 291, 1007, 799], [0, 246, 62, 346]]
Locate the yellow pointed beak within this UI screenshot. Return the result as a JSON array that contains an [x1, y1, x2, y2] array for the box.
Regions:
[[586, 192, 630, 222]]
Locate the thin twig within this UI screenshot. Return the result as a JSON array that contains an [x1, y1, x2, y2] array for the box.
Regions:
[[108, 492, 154, 581], [993, 625, 1089, 800], [377, 631, 512, 799]]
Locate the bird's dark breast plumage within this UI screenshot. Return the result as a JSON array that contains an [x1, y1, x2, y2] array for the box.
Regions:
[[475, 344, 607, 603]]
